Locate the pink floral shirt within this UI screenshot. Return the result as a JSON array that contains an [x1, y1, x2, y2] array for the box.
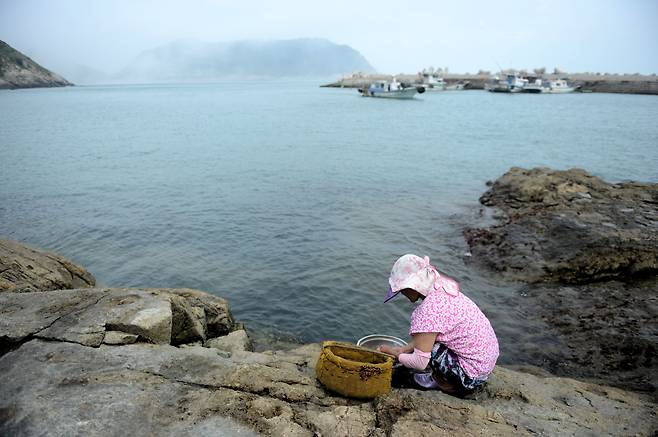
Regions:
[[409, 288, 499, 378]]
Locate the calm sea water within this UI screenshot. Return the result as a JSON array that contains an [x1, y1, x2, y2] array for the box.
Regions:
[[1, 81, 657, 362]]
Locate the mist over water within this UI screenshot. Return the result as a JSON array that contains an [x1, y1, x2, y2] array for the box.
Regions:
[[1, 82, 657, 361]]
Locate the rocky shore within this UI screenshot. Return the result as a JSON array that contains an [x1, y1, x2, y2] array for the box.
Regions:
[[1, 238, 657, 436], [465, 167, 658, 398]]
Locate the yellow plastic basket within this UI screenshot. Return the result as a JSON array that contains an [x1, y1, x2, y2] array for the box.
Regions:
[[315, 341, 394, 398]]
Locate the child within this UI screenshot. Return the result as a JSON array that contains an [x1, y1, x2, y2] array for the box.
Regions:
[[377, 254, 499, 397]]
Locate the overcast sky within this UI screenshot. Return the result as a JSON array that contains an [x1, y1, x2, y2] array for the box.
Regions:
[[1, 0, 657, 75]]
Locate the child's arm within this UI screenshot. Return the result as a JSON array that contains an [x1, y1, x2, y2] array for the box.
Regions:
[[397, 332, 438, 370], [410, 332, 437, 353], [377, 332, 435, 358], [377, 343, 413, 357]]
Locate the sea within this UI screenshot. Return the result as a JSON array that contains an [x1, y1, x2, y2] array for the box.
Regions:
[[1, 80, 657, 363]]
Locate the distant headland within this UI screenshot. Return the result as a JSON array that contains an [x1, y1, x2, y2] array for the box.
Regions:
[[92, 38, 375, 84], [0, 40, 72, 90]]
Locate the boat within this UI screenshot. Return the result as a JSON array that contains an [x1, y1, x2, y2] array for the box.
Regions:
[[543, 79, 576, 93], [358, 78, 425, 99], [522, 76, 544, 93], [445, 80, 470, 91], [419, 68, 446, 91], [486, 72, 528, 93], [522, 78, 577, 94]]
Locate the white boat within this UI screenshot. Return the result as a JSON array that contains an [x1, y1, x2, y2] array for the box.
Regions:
[[543, 79, 576, 93], [522, 77, 544, 93], [419, 68, 446, 91], [522, 78, 576, 94], [486, 72, 528, 93], [358, 78, 424, 99], [445, 80, 469, 91]]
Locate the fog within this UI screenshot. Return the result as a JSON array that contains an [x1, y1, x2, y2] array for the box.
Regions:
[[1, 0, 657, 79]]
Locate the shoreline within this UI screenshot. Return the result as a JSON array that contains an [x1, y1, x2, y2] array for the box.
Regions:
[[1, 166, 656, 435], [1, 242, 656, 436]]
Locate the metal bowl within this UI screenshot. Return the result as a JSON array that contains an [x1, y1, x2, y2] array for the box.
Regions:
[[356, 334, 407, 350]]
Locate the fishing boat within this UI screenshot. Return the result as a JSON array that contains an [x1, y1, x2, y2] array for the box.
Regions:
[[522, 76, 545, 93], [543, 79, 577, 93], [485, 72, 528, 93], [358, 78, 425, 99], [445, 80, 470, 91], [419, 68, 446, 91], [522, 78, 577, 94]]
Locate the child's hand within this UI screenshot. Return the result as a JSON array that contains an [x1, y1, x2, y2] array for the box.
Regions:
[[377, 345, 399, 357]]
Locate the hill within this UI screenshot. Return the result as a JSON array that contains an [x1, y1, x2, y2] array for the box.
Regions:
[[116, 38, 375, 82], [0, 40, 72, 89]]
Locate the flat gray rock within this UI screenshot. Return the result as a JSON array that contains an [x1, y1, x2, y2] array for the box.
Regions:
[[0, 287, 236, 348], [1, 337, 655, 436]]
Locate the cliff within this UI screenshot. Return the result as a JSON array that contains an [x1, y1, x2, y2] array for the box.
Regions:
[[0, 40, 72, 90]]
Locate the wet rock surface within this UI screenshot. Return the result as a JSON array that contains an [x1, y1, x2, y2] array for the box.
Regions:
[[0, 239, 96, 293], [515, 279, 658, 396], [465, 167, 658, 284], [465, 167, 658, 398]]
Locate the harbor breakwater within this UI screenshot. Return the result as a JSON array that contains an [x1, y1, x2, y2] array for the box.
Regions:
[[324, 73, 658, 95], [1, 167, 656, 436]]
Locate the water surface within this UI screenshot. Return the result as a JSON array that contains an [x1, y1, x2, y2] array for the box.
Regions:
[[1, 82, 657, 361]]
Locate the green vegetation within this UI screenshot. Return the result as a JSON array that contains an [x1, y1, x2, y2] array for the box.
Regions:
[[0, 40, 70, 88], [0, 40, 50, 75]]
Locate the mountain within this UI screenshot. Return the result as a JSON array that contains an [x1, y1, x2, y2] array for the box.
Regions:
[[115, 38, 375, 82], [0, 40, 72, 89]]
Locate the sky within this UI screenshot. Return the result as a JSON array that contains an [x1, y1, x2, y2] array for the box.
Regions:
[[1, 0, 657, 76]]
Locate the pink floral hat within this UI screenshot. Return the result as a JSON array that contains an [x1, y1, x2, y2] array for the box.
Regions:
[[384, 254, 461, 302]]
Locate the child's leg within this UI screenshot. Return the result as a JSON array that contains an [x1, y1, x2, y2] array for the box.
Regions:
[[429, 343, 486, 397], [392, 365, 444, 391], [391, 364, 416, 388]]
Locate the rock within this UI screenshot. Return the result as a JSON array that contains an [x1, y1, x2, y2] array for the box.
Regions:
[[0, 239, 95, 293], [465, 167, 658, 283], [169, 293, 207, 345], [0, 284, 656, 436], [304, 405, 376, 437], [0, 287, 236, 349], [0, 288, 104, 345], [2, 337, 655, 436], [464, 167, 658, 399], [206, 329, 252, 353], [0, 242, 655, 435], [511, 279, 658, 397], [102, 331, 138, 345], [0, 40, 72, 89], [166, 288, 235, 338], [111, 298, 173, 345]]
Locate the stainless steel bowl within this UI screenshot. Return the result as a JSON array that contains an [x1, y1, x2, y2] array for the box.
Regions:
[[356, 334, 407, 350]]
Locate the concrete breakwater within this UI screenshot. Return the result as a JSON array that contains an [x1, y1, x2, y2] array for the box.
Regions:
[[323, 73, 658, 95]]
